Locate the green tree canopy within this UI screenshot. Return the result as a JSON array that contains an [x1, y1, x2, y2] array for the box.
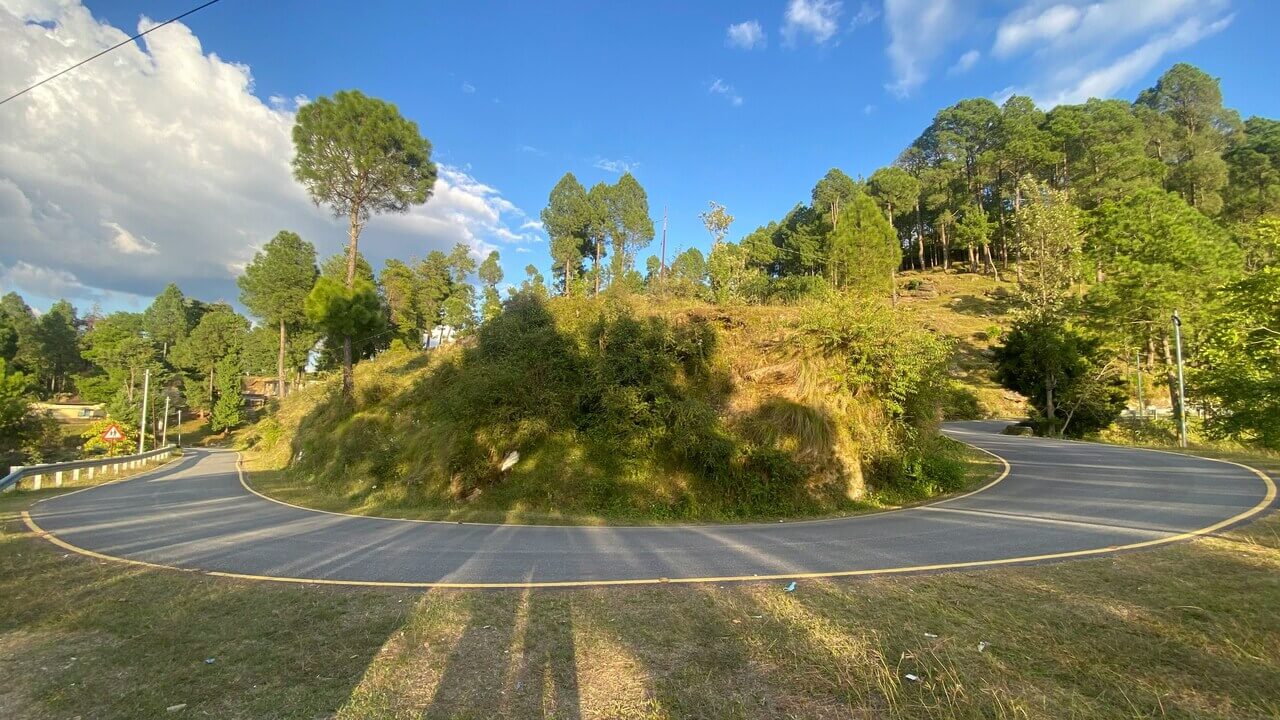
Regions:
[[826, 191, 901, 294], [380, 258, 424, 345], [292, 89, 435, 395], [172, 308, 249, 413], [1015, 180, 1083, 317], [304, 278, 386, 364], [811, 168, 860, 227], [478, 251, 504, 323], [142, 283, 191, 358], [238, 230, 318, 397], [605, 173, 655, 282], [1195, 267, 1280, 449], [1137, 63, 1242, 215], [995, 317, 1126, 437], [542, 173, 592, 294]]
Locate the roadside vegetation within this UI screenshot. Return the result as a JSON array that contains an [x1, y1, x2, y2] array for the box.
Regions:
[[241, 290, 990, 523]]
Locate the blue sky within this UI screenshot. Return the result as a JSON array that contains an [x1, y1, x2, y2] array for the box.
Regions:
[[2, 0, 1277, 313]]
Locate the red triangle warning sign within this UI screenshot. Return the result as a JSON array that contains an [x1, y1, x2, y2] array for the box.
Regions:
[[101, 423, 126, 443]]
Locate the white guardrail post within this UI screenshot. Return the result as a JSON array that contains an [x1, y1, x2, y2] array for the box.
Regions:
[[0, 445, 178, 493]]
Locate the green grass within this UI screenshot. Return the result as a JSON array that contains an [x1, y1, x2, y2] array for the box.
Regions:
[[3, 448, 1278, 719]]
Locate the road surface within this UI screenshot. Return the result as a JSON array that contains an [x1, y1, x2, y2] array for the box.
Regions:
[[23, 421, 1276, 588]]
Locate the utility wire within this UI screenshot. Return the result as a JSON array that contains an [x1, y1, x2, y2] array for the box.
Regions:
[[0, 0, 224, 107]]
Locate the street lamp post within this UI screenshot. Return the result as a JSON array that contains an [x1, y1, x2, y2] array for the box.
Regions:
[[138, 368, 150, 454], [1172, 311, 1188, 448], [160, 395, 171, 446]]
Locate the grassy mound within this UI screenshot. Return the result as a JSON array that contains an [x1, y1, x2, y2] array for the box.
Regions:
[[244, 290, 988, 523]]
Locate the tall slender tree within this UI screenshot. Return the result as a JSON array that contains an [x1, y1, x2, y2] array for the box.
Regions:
[[605, 173, 655, 286], [143, 284, 191, 358], [541, 173, 592, 295], [478, 251, 504, 323], [291, 90, 436, 396], [237, 231, 318, 398]]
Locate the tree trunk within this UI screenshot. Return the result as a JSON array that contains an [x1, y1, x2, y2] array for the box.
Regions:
[[594, 239, 602, 295], [1046, 381, 1056, 431], [983, 242, 1001, 281], [915, 202, 925, 270], [207, 363, 215, 419], [341, 202, 363, 399], [940, 222, 950, 270], [342, 337, 354, 398], [346, 207, 360, 289], [277, 318, 287, 399]]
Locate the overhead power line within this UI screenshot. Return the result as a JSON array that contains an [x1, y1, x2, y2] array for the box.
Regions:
[[0, 0, 225, 108]]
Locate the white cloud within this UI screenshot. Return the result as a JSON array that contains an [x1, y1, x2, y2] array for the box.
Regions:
[[1031, 13, 1233, 107], [726, 20, 766, 49], [102, 221, 159, 255], [708, 78, 744, 106], [0, 1, 539, 309], [461, 81, 475, 94], [883, 0, 963, 97], [999, 0, 1215, 57], [782, 0, 843, 46], [0, 261, 91, 301], [863, 103, 877, 115], [594, 157, 638, 174], [988, 0, 1233, 108], [850, 1, 880, 28], [993, 4, 1083, 57], [948, 49, 981, 75]]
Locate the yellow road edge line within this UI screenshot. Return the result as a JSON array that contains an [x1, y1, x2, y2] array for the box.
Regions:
[[19, 440, 1275, 590]]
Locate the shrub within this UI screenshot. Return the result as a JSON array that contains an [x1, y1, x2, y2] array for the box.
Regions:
[[258, 292, 960, 520]]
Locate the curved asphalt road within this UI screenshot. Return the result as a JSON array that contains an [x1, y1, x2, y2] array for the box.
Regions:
[[24, 421, 1276, 587]]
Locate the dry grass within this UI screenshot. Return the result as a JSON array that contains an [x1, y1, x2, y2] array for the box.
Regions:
[[897, 270, 1027, 419]]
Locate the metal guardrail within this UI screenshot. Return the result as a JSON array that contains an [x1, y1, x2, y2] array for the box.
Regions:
[[1, 445, 179, 493]]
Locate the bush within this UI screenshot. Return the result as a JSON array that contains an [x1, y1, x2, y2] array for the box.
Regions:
[[994, 316, 1126, 437], [762, 275, 833, 304], [262, 292, 962, 521]]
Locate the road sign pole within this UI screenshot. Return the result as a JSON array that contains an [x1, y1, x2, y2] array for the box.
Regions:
[[138, 368, 150, 454], [177, 409, 182, 448], [1172, 311, 1188, 448]]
